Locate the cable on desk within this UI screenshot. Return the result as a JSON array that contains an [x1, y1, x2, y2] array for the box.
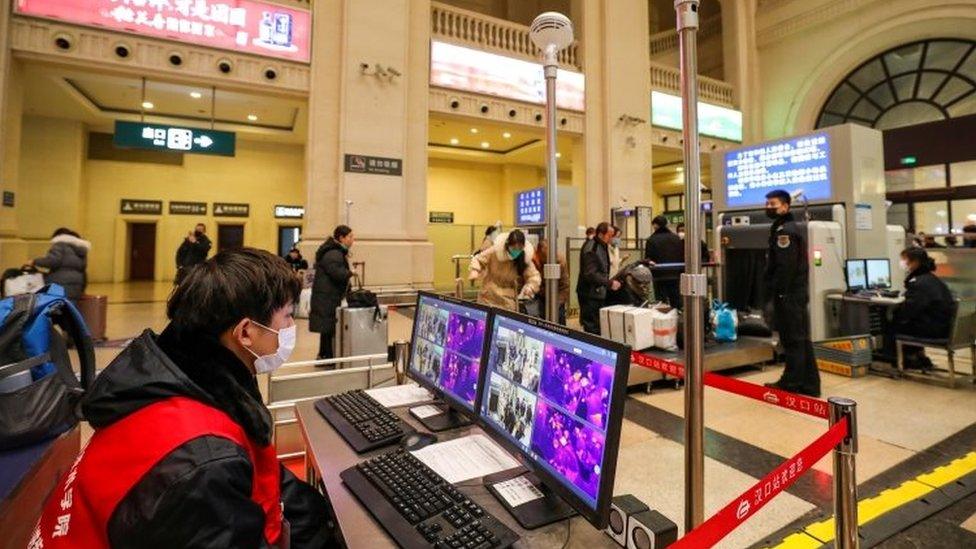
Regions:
[[561, 518, 572, 549]]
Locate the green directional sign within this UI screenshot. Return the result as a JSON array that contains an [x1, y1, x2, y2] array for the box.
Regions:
[[113, 121, 236, 157]]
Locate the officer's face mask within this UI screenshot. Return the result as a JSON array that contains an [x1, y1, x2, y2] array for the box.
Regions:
[[765, 207, 781, 220], [677, 231, 686, 240], [899, 259, 910, 272], [245, 320, 296, 374]]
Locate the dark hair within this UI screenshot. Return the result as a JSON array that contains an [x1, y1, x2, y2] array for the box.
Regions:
[[52, 227, 80, 238], [167, 247, 301, 337], [595, 222, 611, 236], [333, 225, 352, 240], [484, 226, 497, 237], [765, 189, 792, 205], [675, 222, 686, 231], [901, 246, 937, 273], [195, 223, 206, 230], [652, 215, 668, 228], [585, 227, 595, 236], [506, 230, 528, 277]]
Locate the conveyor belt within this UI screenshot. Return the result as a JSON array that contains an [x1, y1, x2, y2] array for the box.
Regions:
[[627, 336, 777, 387]]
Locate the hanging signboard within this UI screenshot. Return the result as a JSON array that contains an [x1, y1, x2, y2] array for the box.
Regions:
[[120, 199, 162, 215], [213, 202, 249, 217], [14, 0, 312, 63], [651, 91, 743, 142], [274, 205, 304, 219], [515, 188, 546, 226], [114, 121, 235, 157], [169, 201, 207, 216]]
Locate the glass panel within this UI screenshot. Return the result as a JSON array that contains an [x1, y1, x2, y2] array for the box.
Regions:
[[950, 160, 976, 187], [950, 199, 976, 234], [665, 195, 682, 211], [817, 113, 845, 128], [884, 165, 946, 192], [891, 73, 918, 101], [923, 40, 970, 71], [947, 93, 976, 118], [934, 76, 974, 106], [866, 83, 896, 109], [885, 43, 924, 75], [957, 47, 976, 81], [849, 98, 880, 120], [875, 101, 945, 130], [914, 201, 950, 235], [917, 71, 948, 99], [427, 224, 475, 292], [825, 83, 859, 114], [887, 202, 910, 232], [848, 59, 886, 91]]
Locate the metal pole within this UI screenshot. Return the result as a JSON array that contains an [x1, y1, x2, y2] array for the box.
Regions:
[[393, 340, 410, 385], [675, 0, 706, 530], [830, 397, 859, 549], [543, 59, 560, 323]]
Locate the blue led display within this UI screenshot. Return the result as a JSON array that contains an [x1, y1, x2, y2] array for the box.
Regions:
[[724, 133, 831, 208]]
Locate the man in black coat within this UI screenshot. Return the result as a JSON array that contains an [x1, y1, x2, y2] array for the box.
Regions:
[[762, 190, 820, 397], [309, 225, 354, 361], [175, 223, 212, 284], [644, 216, 684, 308], [576, 222, 620, 334]]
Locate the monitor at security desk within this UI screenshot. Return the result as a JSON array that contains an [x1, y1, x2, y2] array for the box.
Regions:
[[476, 309, 630, 530], [845, 259, 867, 292], [866, 258, 892, 290]]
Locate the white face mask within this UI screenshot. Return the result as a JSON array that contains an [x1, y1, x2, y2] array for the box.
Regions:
[[245, 320, 296, 374], [677, 232, 686, 240], [899, 259, 910, 272]]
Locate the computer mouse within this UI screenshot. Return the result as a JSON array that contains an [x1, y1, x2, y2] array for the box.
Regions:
[[400, 432, 438, 452]]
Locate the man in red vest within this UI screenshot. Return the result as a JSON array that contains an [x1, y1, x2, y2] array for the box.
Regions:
[[33, 248, 336, 548]]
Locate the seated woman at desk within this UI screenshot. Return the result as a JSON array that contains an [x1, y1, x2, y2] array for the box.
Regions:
[[888, 247, 955, 370]]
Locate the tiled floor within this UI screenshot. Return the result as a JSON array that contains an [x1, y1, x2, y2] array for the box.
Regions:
[[84, 283, 976, 547]]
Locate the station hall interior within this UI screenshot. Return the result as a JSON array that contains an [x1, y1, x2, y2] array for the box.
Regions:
[[1, 0, 975, 548]]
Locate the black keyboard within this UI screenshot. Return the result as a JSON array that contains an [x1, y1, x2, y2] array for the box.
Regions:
[[341, 449, 519, 549], [314, 390, 409, 453]]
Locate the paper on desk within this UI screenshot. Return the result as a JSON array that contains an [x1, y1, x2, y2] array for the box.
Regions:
[[411, 434, 520, 484], [492, 476, 544, 508], [364, 383, 432, 408], [410, 404, 443, 419]]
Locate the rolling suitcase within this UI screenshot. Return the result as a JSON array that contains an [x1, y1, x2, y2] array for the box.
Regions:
[[76, 295, 108, 342], [334, 305, 389, 369]]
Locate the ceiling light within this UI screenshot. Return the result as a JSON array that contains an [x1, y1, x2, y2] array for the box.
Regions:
[[470, 128, 479, 134], [247, 114, 258, 121], [189, 91, 202, 99], [502, 132, 512, 139], [676, 166, 684, 172], [555, 152, 562, 158], [449, 138, 459, 145], [141, 101, 154, 109], [481, 141, 490, 149]]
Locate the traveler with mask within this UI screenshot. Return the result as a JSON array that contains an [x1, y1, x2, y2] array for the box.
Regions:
[[577, 222, 621, 334], [762, 189, 820, 397], [175, 222, 212, 284], [885, 246, 954, 370], [643, 216, 683, 308], [285, 247, 309, 271], [608, 225, 624, 277], [675, 222, 710, 262], [34, 248, 335, 547], [469, 229, 541, 311], [310, 225, 354, 361]]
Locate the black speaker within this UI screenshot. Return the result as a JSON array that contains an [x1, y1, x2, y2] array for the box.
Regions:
[[605, 495, 648, 545], [627, 509, 677, 549]]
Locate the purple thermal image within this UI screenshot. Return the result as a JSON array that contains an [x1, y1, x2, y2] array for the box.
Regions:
[[530, 402, 605, 500], [439, 351, 480, 404], [539, 345, 614, 430], [445, 314, 486, 358]]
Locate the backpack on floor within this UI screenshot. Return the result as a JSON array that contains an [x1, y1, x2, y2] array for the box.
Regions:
[[0, 284, 96, 450]]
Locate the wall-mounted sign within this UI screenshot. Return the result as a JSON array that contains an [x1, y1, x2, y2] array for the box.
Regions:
[[213, 202, 250, 217], [2, 191, 13, 207], [274, 205, 304, 219], [724, 133, 832, 208], [515, 187, 546, 226], [15, 0, 312, 63], [651, 91, 743, 142], [169, 201, 207, 216], [344, 154, 402, 176], [430, 41, 585, 112], [429, 211, 454, 224], [120, 199, 162, 215], [114, 121, 235, 156]]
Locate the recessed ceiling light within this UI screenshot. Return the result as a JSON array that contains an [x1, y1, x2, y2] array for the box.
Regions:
[[189, 91, 202, 99], [481, 141, 490, 149], [502, 132, 512, 139], [470, 128, 479, 134], [449, 138, 459, 145], [247, 114, 258, 121], [141, 101, 154, 109], [555, 152, 562, 158], [676, 166, 684, 172]]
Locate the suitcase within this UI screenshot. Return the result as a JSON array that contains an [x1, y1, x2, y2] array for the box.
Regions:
[[76, 295, 107, 342], [334, 305, 389, 368], [623, 308, 656, 351]]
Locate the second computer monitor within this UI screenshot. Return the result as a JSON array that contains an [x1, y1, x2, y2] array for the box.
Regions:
[[865, 258, 891, 289], [845, 259, 867, 291]]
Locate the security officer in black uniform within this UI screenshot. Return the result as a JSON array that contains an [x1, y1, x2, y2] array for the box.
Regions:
[[763, 189, 821, 397]]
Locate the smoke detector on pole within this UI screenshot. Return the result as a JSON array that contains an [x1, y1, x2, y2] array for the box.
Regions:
[[530, 12, 574, 66]]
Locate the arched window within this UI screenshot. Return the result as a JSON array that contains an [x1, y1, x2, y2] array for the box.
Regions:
[[816, 39, 976, 130]]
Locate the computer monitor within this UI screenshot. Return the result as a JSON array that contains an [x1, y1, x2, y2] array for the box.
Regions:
[[845, 259, 867, 291], [866, 258, 891, 289], [477, 309, 630, 530], [408, 292, 492, 431]]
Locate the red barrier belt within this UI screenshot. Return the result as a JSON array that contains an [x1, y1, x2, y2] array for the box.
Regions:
[[671, 417, 849, 549], [629, 351, 830, 419]]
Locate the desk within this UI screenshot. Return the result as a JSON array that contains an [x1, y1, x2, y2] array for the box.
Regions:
[[296, 400, 618, 549], [825, 293, 904, 339]]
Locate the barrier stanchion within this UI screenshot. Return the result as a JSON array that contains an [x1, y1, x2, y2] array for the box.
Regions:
[[830, 397, 860, 548]]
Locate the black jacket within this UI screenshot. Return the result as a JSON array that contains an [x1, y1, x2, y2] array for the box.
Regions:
[[286, 254, 309, 271], [80, 326, 335, 548], [34, 234, 90, 300], [176, 234, 212, 269], [577, 239, 612, 300], [894, 267, 954, 339], [309, 238, 352, 333], [764, 213, 808, 298], [644, 228, 683, 281]]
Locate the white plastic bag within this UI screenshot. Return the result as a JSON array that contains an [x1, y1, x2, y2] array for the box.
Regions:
[[3, 273, 45, 297], [296, 287, 312, 319], [651, 307, 679, 351]]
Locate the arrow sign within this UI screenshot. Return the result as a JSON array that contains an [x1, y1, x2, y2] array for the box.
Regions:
[[114, 121, 235, 157], [194, 135, 214, 148]]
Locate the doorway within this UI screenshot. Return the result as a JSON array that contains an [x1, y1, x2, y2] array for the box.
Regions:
[[278, 225, 302, 257], [218, 224, 245, 251], [128, 223, 157, 280]]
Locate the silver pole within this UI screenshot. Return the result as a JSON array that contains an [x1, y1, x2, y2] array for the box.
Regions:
[[544, 62, 560, 323], [393, 340, 410, 385], [829, 397, 860, 549], [675, 0, 706, 530]]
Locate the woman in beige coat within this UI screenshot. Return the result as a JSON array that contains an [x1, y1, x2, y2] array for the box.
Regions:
[[468, 230, 542, 311]]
